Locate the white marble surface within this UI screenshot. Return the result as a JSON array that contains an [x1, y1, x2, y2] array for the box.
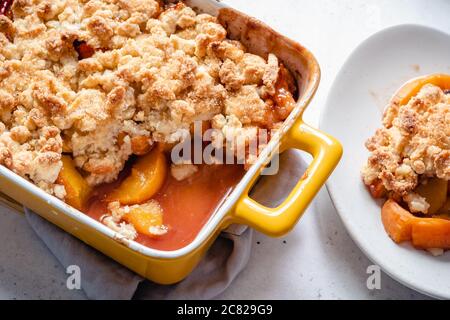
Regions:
[[1, 0, 449, 300]]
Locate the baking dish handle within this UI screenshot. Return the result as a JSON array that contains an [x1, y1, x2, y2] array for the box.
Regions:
[[233, 120, 342, 237]]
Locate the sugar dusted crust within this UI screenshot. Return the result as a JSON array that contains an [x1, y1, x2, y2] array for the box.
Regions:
[[362, 84, 450, 213], [0, 0, 292, 202]]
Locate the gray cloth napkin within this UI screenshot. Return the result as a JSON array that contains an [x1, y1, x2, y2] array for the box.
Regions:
[[25, 150, 307, 300]]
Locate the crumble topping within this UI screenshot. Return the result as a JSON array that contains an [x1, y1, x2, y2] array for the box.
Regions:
[[0, 1, 289, 199], [101, 214, 138, 240], [170, 162, 198, 181], [362, 84, 450, 213]]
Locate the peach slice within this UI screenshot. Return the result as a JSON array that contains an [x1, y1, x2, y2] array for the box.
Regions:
[[391, 73, 450, 107], [416, 178, 448, 215], [57, 156, 92, 211], [382, 199, 450, 249], [412, 218, 450, 249], [123, 201, 166, 237], [369, 179, 387, 199], [131, 136, 152, 156], [381, 199, 417, 243], [108, 148, 167, 205]]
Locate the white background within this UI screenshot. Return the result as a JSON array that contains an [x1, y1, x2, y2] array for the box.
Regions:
[[0, 0, 449, 299]]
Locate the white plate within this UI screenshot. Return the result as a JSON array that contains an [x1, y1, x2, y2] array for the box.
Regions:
[[320, 24, 450, 299]]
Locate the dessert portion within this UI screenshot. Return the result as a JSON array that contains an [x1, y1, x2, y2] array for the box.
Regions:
[[0, 0, 298, 248], [362, 75, 450, 254]]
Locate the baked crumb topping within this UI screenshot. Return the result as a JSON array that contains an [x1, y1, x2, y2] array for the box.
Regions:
[[362, 84, 450, 213], [0, 1, 292, 200]]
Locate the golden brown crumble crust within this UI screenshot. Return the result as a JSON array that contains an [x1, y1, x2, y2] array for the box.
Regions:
[[362, 84, 450, 213], [0, 0, 287, 199]]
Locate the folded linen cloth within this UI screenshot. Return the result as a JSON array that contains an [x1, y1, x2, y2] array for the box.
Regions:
[[24, 150, 307, 300]]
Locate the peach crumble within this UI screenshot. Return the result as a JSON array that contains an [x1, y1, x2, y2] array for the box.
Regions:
[[362, 77, 450, 253], [0, 0, 298, 243]]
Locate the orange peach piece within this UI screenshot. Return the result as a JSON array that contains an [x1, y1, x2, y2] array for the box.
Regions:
[[381, 199, 417, 243], [416, 178, 448, 215], [131, 136, 152, 156], [57, 156, 92, 211], [412, 218, 450, 249], [369, 179, 387, 199], [391, 73, 450, 106], [108, 148, 167, 205], [123, 202, 165, 237]]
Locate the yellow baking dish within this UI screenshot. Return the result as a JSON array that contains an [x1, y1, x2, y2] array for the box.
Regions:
[[0, 0, 342, 284]]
